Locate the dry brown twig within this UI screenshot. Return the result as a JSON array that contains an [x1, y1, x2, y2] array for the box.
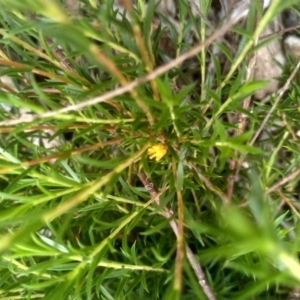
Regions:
[[260, 24, 300, 40], [46, 37, 73, 70], [0, 1, 251, 127], [137, 168, 217, 300], [250, 60, 300, 146], [265, 168, 300, 195], [231, 59, 300, 198], [218, 0, 229, 18], [0, 135, 139, 174], [274, 189, 300, 219], [226, 2, 266, 199], [189, 162, 230, 204], [226, 47, 258, 199]]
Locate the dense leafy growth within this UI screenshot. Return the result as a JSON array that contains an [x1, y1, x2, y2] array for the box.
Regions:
[[0, 0, 300, 299]]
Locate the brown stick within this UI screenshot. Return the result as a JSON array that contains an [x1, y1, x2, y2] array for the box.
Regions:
[[250, 60, 300, 147], [137, 168, 217, 300], [232, 59, 300, 195], [265, 168, 300, 195], [0, 2, 251, 127], [226, 25, 259, 199]]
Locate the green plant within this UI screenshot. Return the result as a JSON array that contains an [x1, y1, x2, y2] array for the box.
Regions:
[[0, 0, 300, 299]]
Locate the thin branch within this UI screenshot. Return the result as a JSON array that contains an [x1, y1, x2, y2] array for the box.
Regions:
[[275, 190, 300, 219], [232, 60, 300, 199], [265, 168, 300, 195], [260, 25, 300, 40], [218, 0, 229, 18], [0, 3, 250, 127], [0, 135, 142, 174], [226, 9, 260, 199], [45, 37, 73, 70], [122, 0, 159, 101], [137, 168, 217, 300], [189, 163, 230, 204], [250, 60, 300, 146], [174, 190, 184, 290]]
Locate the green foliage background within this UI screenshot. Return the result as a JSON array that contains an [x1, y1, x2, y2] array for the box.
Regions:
[[0, 0, 300, 299]]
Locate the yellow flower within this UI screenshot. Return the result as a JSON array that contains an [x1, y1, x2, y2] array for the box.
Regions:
[[148, 144, 167, 162]]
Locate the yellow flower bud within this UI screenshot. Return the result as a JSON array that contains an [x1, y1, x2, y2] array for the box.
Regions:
[[147, 144, 167, 162]]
